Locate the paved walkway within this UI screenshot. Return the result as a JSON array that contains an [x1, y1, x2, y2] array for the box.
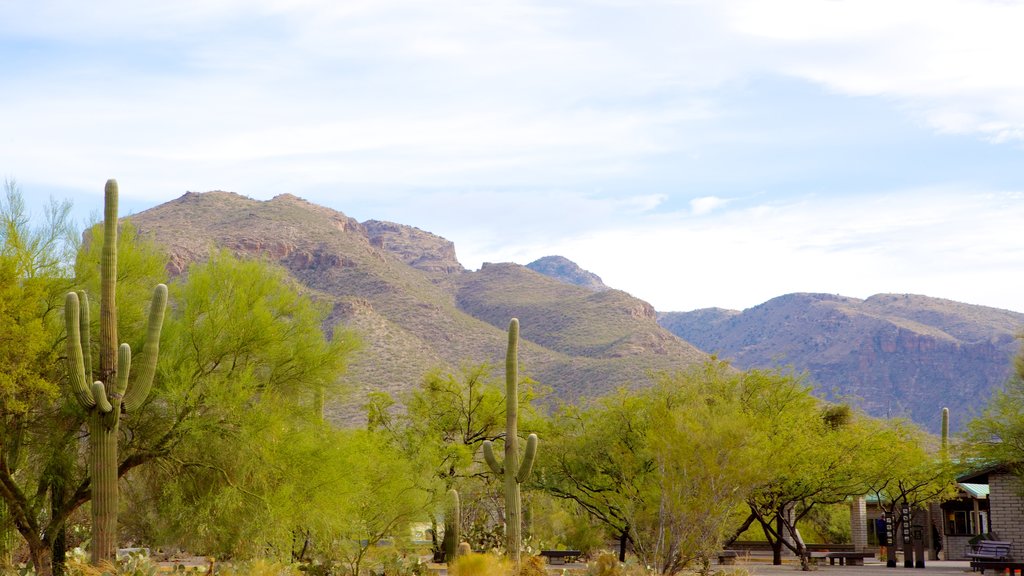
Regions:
[[738, 560, 973, 576]]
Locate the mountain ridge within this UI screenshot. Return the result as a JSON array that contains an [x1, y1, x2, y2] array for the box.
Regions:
[[658, 292, 1023, 432], [127, 191, 1022, 432]]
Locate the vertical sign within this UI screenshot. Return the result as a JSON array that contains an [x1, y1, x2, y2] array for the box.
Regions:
[[902, 504, 913, 568], [885, 512, 896, 567]]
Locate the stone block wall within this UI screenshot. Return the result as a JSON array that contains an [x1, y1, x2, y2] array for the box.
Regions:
[[989, 473, 1024, 551]]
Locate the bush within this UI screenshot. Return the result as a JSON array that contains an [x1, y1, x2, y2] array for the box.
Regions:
[[449, 553, 508, 576]]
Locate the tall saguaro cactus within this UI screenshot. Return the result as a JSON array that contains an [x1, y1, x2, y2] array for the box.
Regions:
[[940, 407, 950, 458], [443, 488, 461, 563], [65, 180, 168, 564], [482, 318, 538, 564]]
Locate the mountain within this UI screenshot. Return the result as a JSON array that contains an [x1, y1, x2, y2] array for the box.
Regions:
[[526, 256, 609, 291], [659, 293, 1024, 432], [126, 192, 709, 422]]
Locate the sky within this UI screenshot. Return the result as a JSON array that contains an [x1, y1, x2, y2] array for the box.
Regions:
[[3, 0, 1024, 313]]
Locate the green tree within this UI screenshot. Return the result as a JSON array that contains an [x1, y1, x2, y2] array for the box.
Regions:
[[630, 363, 767, 575], [319, 429, 432, 576], [0, 181, 78, 575], [539, 360, 767, 574], [863, 418, 958, 567], [725, 370, 881, 567], [536, 388, 653, 561], [122, 250, 359, 558]]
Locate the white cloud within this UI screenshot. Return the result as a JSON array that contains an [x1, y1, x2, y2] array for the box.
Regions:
[[527, 189, 1024, 313], [724, 0, 1024, 141], [689, 196, 729, 216]]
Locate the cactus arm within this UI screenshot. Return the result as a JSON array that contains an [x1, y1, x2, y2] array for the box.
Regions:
[[65, 292, 97, 409], [78, 290, 92, 381], [91, 382, 113, 413], [482, 440, 503, 475], [123, 284, 168, 412], [516, 434, 538, 484], [113, 343, 131, 402]]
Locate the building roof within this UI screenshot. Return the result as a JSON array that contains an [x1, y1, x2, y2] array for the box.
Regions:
[[959, 482, 990, 499]]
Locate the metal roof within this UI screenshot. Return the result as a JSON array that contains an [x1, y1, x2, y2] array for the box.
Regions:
[[958, 482, 990, 499]]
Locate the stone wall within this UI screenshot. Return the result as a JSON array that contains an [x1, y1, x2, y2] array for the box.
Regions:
[[988, 473, 1024, 552]]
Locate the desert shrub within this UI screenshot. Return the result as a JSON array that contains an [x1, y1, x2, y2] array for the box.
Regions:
[[449, 553, 508, 576], [586, 554, 622, 576], [514, 556, 545, 576]]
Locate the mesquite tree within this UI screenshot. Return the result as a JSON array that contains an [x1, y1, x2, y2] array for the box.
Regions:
[[482, 318, 538, 564], [65, 180, 167, 564]]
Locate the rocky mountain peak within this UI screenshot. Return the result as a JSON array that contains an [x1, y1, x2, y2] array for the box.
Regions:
[[526, 255, 608, 291]]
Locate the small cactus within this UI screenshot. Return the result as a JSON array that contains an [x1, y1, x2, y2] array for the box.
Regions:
[[443, 489, 461, 563], [65, 180, 167, 564], [482, 318, 538, 564]]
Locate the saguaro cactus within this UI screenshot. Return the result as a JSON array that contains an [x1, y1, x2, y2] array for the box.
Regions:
[[65, 180, 168, 564], [941, 407, 950, 458], [482, 318, 538, 564], [443, 488, 461, 563]]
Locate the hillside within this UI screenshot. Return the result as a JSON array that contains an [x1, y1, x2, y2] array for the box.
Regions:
[[126, 192, 710, 422], [659, 293, 1024, 432]]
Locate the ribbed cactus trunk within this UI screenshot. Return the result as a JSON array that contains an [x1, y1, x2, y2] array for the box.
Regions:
[[65, 180, 167, 565], [443, 489, 461, 563], [940, 407, 949, 460], [90, 412, 118, 562], [483, 319, 538, 564]]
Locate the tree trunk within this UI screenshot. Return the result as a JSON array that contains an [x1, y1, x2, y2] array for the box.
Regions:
[[0, 500, 14, 567], [29, 539, 53, 576], [51, 480, 67, 576], [619, 528, 629, 562], [772, 514, 784, 565]]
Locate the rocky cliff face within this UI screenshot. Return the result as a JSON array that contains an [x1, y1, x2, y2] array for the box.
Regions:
[[659, 293, 1023, 432], [526, 255, 609, 291], [364, 220, 464, 274]]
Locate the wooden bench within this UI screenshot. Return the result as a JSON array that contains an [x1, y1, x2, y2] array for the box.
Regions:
[[806, 552, 829, 566], [826, 551, 875, 566], [971, 561, 1024, 575], [717, 550, 738, 565], [539, 550, 582, 565]]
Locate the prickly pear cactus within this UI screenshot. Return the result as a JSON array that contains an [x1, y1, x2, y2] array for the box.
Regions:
[[65, 180, 167, 564], [482, 318, 538, 564]]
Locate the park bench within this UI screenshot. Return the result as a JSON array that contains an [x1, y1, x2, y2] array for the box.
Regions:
[[968, 541, 1013, 562], [826, 551, 874, 566], [539, 550, 582, 564], [717, 550, 738, 565], [968, 541, 1014, 573]]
